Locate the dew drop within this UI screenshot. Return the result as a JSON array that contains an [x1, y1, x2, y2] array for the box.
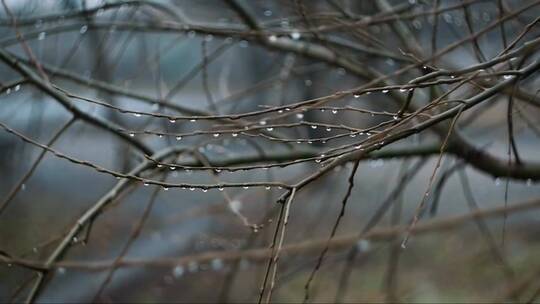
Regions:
[[38, 32, 46, 40], [232, 133, 238, 137], [268, 35, 277, 42], [291, 31, 301, 40], [169, 119, 176, 123], [266, 127, 274, 131], [133, 113, 141, 117], [382, 89, 389, 94], [14, 84, 20, 91], [526, 179, 533, 186], [259, 120, 267, 126], [176, 136, 182, 141], [129, 133, 135, 137], [265, 186, 271, 190], [353, 93, 361, 98], [393, 115, 399, 121], [163, 187, 169, 191], [296, 113, 304, 119], [326, 127, 332, 132], [332, 109, 338, 114], [79, 25, 88, 34], [189, 187, 195, 191], [311, 125, 317, 129], [202, 188, 208, 193], [213, 133, 220, 138], [503, 74, 513, 80]]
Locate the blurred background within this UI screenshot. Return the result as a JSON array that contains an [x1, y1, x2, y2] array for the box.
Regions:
[[1, 0, 540, 302]]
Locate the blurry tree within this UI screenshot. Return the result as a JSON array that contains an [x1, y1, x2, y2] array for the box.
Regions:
[[1, 0, 540, 303]]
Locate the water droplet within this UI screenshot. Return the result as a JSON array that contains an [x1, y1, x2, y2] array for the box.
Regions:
[[296, 113, 304, 119], [169, 166, 176, 171], [265, 186, 271, 190], [172, 265, 184, 278], [350, 133, 357, 138], [326, 127, 332, 132], [163, 187, 169, 191], [133, 113, 141, 117], [143, 182, 150, 186], [393, 115, 399, 120], [232, 133, 238, 137], [129, 133, 135, 137], [21, 184, 26, 191], [259, 120, 267, 126], [353, 93, 361, 98], [57, 267, 66, 275], [6, 88, 11, 95], [311, 125, 317, 129], [526, 179, 533, 186], [291, 31, 301, 40], [38, 32, 46, 40], [503, 74, 513, 80], [190, 119, 197, 122], [176, 136, 182, 141], [188, 261, 198, 272], [202, 188, 208, 193], [266, 127, 274, 131], [356, 239, 371, 252], [264, 10, 272, 17], [211, 258, 224, 271], [268, 35, 277, 42], [14, 84, 20, 91], [331, 109, 338, 114], [189, 187, 195, 191], [382, 89, 389, 94], [169, 119, 176, 123], [79, 25, 88, 34], [399, 88, 407, 92], [213, 133, 220, 138], [243, 186, 249, 189]]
